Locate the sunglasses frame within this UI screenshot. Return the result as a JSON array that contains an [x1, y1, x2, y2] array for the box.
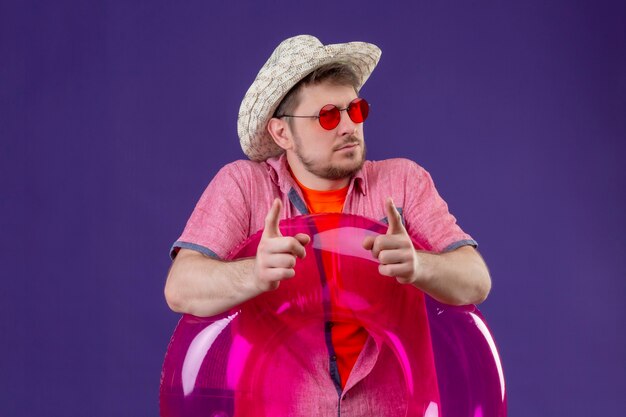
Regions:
[[275, 97, 369, 130]]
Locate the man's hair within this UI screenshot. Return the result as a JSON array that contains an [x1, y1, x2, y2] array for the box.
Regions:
[[273, 62, 360, 119]]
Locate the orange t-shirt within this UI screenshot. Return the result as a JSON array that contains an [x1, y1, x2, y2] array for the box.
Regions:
[[293, 176, 369, 389]]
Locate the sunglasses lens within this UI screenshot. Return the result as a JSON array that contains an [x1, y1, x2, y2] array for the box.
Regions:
[[347, 98, 369, 123], [318, 105, 341, 130]]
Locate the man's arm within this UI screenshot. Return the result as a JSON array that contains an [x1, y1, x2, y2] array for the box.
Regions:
[[410, 245, 491, 305], [164, 199, 310, 317], [363, 198, 491, 306], [164, 250, 257, 317]]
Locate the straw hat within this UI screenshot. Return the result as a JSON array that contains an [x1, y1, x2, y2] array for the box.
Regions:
[[237, 35, 381, 161]]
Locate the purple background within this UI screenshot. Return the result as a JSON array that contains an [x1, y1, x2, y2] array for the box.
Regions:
[[1, 1, 624, 416]]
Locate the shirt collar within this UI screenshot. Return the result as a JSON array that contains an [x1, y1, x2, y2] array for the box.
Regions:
[[265, 153, 367, 196]]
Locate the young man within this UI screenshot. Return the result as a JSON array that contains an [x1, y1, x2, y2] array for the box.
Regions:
[[164, 35, 491, 415]]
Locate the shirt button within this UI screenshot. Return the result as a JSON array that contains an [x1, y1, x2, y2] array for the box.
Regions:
[[326, 321, 334, 330], [331, 355, 337, 361]]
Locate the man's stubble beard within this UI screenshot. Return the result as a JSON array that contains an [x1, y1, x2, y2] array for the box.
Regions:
[[294, 135, 367, 180]]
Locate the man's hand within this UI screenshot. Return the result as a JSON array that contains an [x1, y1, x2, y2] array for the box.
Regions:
[[253, 198, 311, 292], [363, 197, 421, 285]]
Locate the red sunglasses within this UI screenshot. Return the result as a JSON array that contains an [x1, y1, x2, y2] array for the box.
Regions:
[[276, 98, 370, 130]]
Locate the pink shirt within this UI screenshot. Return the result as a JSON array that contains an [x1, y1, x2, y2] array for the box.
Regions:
[[171, 154, 476, 416], [172, 154, 475, 260]]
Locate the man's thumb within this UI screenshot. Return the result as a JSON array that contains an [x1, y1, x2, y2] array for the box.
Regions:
[[385, 197, 405, 235], [263, 198, 283, 238]]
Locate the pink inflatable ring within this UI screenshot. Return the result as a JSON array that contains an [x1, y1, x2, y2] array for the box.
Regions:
[[160, 214, 506, 417]]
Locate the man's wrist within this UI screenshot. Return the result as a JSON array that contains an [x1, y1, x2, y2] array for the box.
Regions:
[[411, 249, 436, 289], [233, 258, 261, 298]]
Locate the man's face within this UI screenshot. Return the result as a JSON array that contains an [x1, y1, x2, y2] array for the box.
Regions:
[[286, 82, 366, 181]]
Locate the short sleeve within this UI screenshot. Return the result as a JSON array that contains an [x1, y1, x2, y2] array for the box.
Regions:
[[170, 162, 252, 260], [403, 162, 477, 253]]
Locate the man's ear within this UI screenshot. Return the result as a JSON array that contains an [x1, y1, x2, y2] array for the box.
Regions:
[[267, 118, 293, 151]]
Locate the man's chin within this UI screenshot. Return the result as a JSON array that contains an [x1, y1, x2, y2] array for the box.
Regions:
[[320, 158, 365, 180], [296, 144, 366, 180]]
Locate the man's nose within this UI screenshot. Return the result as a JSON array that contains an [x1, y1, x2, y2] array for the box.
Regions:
[[336, 110, 358, 136]]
